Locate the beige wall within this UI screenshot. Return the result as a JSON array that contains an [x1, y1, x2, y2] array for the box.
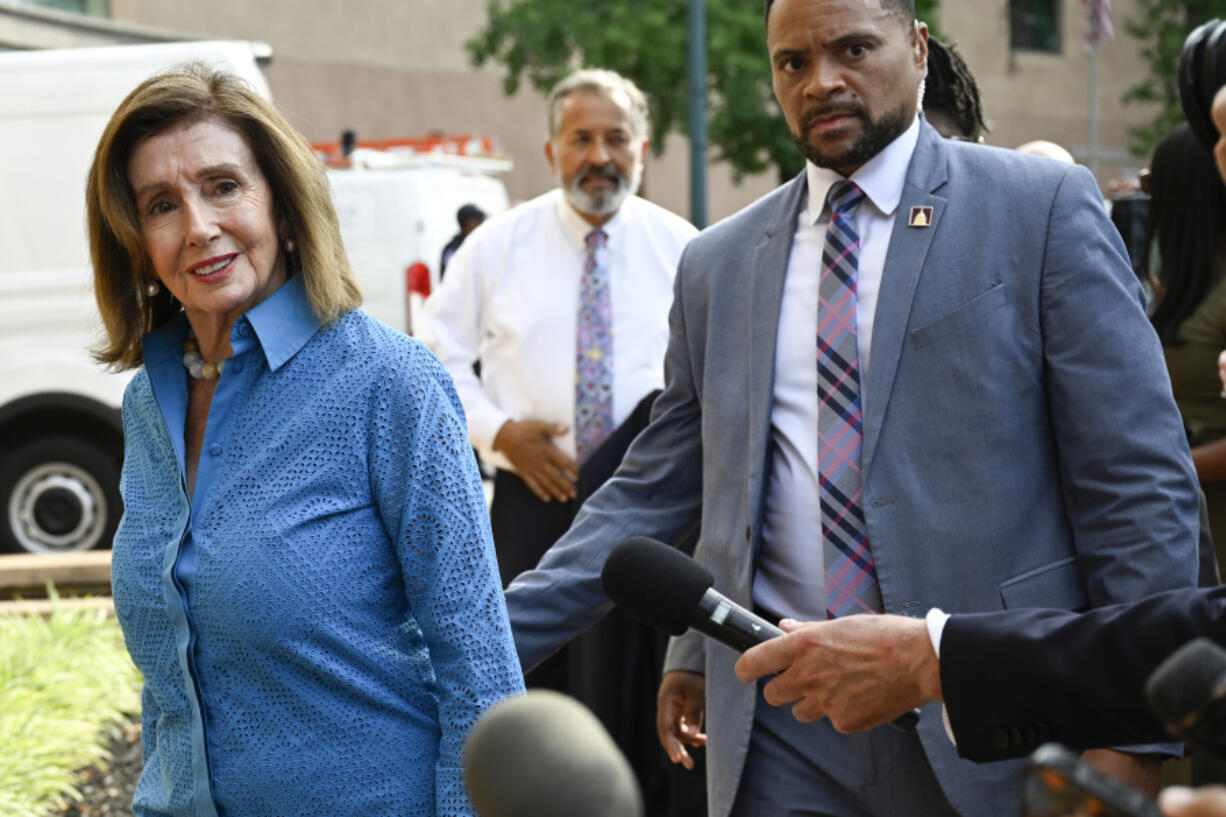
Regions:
[[937, 0, 1158, 183], [9, 0, 1165, 205], [0, 1, 180, 47], [105, 0, 773, 221]]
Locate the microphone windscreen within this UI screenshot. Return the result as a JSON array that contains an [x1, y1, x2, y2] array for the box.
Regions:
[[1144, 637, 1226, 737], [600, 536, 713, 635], [464, 690, 643, 817]]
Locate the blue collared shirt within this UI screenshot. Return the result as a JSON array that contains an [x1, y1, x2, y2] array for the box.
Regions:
[[112, 275, 523, 817]]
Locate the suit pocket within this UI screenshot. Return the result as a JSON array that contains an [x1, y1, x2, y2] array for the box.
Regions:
[[910, 282, 1008, 349], [998, 556, 1088, 611]]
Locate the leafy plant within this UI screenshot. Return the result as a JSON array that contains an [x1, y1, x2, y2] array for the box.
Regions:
[[0, 592, 142, 817], [468, 0, 942, 180], [1124, 0, 1226, 156]]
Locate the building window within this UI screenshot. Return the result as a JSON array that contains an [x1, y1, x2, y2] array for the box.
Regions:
[[13, 0, 109, 16], [1010, 0, 1062, 53]]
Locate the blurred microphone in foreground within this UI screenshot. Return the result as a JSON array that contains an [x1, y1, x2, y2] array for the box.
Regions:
[[1146, 638, 1226, 757], [1016, 643, 1226, 817], [464, 690, 643, 817]]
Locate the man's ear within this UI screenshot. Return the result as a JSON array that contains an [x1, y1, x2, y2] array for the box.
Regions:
[[544, 140, 557, 174], [913, 21, 929, 71], [638, 139, 650, 164]]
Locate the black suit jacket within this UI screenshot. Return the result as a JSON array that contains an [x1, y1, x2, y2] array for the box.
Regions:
[[941, 586, 1226, 761]]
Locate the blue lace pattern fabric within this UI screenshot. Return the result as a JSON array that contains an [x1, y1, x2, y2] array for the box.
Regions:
[[110, 276, 523, 817]]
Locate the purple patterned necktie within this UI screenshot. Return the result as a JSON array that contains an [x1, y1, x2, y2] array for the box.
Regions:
[[819, 181, 883, 618], [575, 228, 614, 464]]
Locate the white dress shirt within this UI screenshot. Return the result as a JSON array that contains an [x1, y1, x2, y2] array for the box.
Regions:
[[754, 116, 921, 621], [419, 188, 697, 472]]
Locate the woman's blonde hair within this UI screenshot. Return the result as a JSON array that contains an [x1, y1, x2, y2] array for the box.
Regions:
[[87, 61, 360, 369]]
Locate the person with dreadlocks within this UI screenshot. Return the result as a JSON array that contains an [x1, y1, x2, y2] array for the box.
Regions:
[[922, 36, 987, 143], [1146, 122, 1226, 575]]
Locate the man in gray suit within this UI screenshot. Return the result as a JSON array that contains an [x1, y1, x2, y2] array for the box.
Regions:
[[504, 0, 1200, 814]]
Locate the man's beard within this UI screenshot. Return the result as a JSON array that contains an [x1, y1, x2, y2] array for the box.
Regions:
[[791, 102, 910, 173], [560, 161, 642, 217]]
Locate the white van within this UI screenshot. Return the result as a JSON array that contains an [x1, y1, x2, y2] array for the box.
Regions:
[[325, 149, 510, 334], [0, 40, 270, 553], [0, 42, 508, 554]]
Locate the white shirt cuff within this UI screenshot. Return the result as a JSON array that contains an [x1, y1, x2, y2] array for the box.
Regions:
[[925, 607, 950, 658], [925, 607, 957, 747]]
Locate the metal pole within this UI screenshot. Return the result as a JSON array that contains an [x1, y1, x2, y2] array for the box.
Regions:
[[687, 0, 708, 229], [1088, 45, 1100, 179]]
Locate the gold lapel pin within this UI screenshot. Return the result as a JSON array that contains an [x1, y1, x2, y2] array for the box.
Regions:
[[908, 206, 934, 228]]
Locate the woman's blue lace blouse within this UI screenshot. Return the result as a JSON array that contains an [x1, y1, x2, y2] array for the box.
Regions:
[[110, 275, 523, 817]]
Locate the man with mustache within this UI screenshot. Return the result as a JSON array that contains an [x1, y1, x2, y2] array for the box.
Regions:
[[421, 68, 696, 694], [502, 1, 1198, 816]]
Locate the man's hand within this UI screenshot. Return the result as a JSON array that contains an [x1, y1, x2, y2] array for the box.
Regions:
[[656, 670, 707, 770], [1080, 749, 1162, 798], [1162, 785, 1226, 816], [734, 614, 942, 733], [492, 419, 578, 502]]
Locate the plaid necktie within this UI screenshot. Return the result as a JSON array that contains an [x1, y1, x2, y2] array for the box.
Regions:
[[819, 181, 883, 618], [575, 228, 614, 464]]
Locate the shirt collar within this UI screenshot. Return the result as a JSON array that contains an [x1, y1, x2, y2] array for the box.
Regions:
[[246, 272, 321, 371], [804, 114, 921, 223], [553, 187, 630, 250], [142, 273, 320, 375]]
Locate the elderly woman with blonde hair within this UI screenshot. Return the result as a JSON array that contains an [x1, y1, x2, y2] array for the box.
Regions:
[[88, 62, 522, 817]]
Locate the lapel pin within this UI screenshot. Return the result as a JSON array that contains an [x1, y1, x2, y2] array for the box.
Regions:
[[908, 206, 934, 228]]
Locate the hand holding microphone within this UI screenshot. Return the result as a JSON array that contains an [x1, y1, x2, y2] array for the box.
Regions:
[[600, 537, 923, 734], [735, 614, 931, 733]]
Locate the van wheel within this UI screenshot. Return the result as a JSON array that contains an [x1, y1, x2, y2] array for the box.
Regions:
[[0, 437, 121, 554]]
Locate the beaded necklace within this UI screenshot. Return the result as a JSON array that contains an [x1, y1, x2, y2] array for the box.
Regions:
[[182, 330, 228, 380]]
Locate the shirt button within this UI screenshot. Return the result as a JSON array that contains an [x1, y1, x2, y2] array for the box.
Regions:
[[208, 443, 222, 456], [236, 323, 251, 338], [230, 359, 244, 374]]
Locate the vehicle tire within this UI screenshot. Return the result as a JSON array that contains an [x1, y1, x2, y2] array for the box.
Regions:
[[0, 436, 122, 554]]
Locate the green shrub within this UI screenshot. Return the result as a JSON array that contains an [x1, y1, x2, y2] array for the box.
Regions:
[[0, 594, 141, 817]]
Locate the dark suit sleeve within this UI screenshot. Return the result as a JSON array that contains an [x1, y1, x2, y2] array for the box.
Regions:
[[1038, 165, 1199, 604], [941, 587, 1226, 761]]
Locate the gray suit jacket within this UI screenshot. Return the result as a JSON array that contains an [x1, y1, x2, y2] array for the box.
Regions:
[[504, 122, 1199, 817]]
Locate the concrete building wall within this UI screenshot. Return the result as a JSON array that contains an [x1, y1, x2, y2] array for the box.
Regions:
[[0, 1, 181, 47], [5, 0, 1169, 206], [103, 0, 775, 221], [938, 0, 1159, 182]]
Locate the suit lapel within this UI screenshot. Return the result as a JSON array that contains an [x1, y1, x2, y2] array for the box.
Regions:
[[746, 173, 807, 545], [862, 124, 949, 477]]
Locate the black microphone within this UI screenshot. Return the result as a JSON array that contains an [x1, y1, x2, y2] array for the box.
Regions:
[[464, 690, 643, 817], [600, 536, 919, 732], [1145, 637, 1226, 755], [601, 535, 783, 648]]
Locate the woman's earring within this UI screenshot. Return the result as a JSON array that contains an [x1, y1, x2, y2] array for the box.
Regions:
[[144, 280, 161, 298], [285, 238, 297, 254]]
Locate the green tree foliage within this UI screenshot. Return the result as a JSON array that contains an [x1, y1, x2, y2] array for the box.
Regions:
[[1125, 0, 1226, 156], [468, 0, 942, 180]]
